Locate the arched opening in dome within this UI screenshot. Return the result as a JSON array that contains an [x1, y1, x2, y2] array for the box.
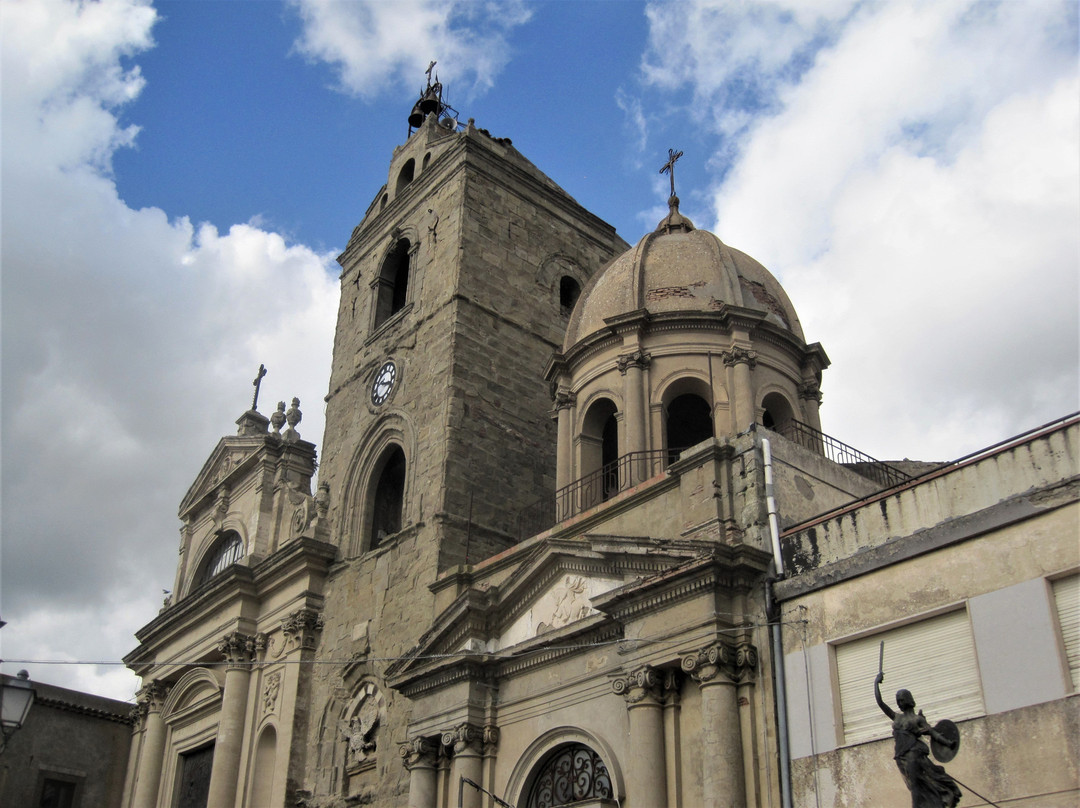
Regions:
[[395, 158, 415, 195], [559, 276, 581, 317], [373, 238, 411, 329], [666, 393, 713, 463], [580, 398, 619, 504], [370, 445, 406, 548], [761, 392, 795, 433]]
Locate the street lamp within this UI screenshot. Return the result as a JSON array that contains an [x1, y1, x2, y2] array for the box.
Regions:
[[0, 670, 35, 754]]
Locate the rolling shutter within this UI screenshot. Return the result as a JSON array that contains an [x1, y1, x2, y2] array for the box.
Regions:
[[1052, 575, 1080, 691], [835, 609, 984, 745]]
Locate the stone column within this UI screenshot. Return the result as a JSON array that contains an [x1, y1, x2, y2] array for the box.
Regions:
[[444, 724, 484, 808], [401, 737, 439, 808], [131, 680, 169, 808], [681, 641, 758, 808], [553, 388, 576, 491], [723, 348, 757, 432], [612, 665, 667, 808], [207, 632, 255, 808], [798, 381, 824, 434], [617, 351, 650, 456]]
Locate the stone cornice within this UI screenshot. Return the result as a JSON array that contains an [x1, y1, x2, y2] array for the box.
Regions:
[[128, 537, 336, 668]]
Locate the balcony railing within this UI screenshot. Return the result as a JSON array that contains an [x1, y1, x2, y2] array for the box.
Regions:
[[767, 419, 912, 489]]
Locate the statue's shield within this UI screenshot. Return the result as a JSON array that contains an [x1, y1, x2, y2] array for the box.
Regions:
[[931, 719, 960, 763]]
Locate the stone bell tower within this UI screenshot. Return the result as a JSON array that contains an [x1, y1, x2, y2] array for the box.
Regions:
[[304, 78, 627, 803]]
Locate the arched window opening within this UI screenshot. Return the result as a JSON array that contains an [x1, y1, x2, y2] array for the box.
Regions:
[[379, 192, 388, 211], [395, 158, 415, 195], [666, 393, 713, 462], [559, 276, 581, 317], [373, 239, 411, 329], [422, 152, 431, 170], [761, 392, 795, 433], [370, 446, 406, 548], [196, 531, 244, 586], [525, 743, 613, 808], [580, 399, 619, 506]]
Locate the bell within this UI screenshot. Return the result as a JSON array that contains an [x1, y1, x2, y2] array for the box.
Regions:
[[408, 100, 425, 129], [417, 87, 441, 118]]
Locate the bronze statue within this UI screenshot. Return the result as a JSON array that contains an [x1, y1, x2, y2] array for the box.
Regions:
[[875, 663, 961, 808]]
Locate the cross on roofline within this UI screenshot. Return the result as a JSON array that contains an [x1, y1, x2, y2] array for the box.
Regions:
[[251, 364, 267, 411], [426, 60, 437, 86], [659, 148, 684, 199]]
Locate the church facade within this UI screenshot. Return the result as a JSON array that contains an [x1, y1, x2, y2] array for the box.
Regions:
[[121, 85, 1078, 808]]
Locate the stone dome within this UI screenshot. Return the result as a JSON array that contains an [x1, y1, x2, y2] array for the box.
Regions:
[[564, 199, 805, 349]]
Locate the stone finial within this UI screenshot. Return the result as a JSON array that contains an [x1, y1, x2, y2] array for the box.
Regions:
[[284, 397, 302, 441], [270, 401, 287, 433]]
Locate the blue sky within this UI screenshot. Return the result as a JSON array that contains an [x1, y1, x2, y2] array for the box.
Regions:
[[2, 0, 1077, 701]]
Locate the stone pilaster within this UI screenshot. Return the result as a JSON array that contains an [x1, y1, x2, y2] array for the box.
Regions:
[[207, 632, 255, 808], [401, 737, 439, 808], [798, 380, 823, 433], [681, 642, 758, 808], [131, 680, 170, 808], [612, 665, 667, 808]]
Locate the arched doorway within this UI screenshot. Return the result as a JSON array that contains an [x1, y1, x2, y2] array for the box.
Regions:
[[761, 391, 795, 433], [666, 392, 713, 462], [579, 398, 619, 507]]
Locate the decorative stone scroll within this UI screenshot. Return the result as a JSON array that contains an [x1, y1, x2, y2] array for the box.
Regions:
[[442, 723, 483, 756], [400, 736, 438, 771], [611, 664, 666, 706], [681, 640, 758, 684], [721, 347, 758, 369]]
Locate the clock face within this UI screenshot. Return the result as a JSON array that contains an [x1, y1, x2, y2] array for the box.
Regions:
[[370, 361, 397, 406]]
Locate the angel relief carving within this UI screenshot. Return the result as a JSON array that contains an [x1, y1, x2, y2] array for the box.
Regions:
[[537, 575, 592, 634], [341, 683, 384, 770]]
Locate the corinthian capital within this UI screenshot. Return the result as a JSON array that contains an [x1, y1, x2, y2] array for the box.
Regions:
[[218, 631, 257, 668], [722, 347, 757, 369], [798, 381, 822, 403], [282, 607, 324, 651], [552, 387, 576, 411], [135, 679, 170, 714], [616, 350, 651, 375]]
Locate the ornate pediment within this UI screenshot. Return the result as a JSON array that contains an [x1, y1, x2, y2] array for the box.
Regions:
[[496, 572, 620, 648], [179, 437, 265, 517]]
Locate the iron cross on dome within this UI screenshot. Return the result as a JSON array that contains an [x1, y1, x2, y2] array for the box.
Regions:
[[659, 148, 684, 199]]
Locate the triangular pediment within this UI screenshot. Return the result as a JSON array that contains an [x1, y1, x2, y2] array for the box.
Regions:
[[179, 436, 267, 517], [388, 536, 718, 683]]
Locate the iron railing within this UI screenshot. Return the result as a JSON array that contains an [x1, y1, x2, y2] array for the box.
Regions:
[[554, 449, 670, 524], [767, 419, 912, 489]]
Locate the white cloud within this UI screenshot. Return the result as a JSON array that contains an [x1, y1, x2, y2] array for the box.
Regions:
[[1, 0, 339, 700], [290, 0, 532, 100], [642, 0, 1079, 460]]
